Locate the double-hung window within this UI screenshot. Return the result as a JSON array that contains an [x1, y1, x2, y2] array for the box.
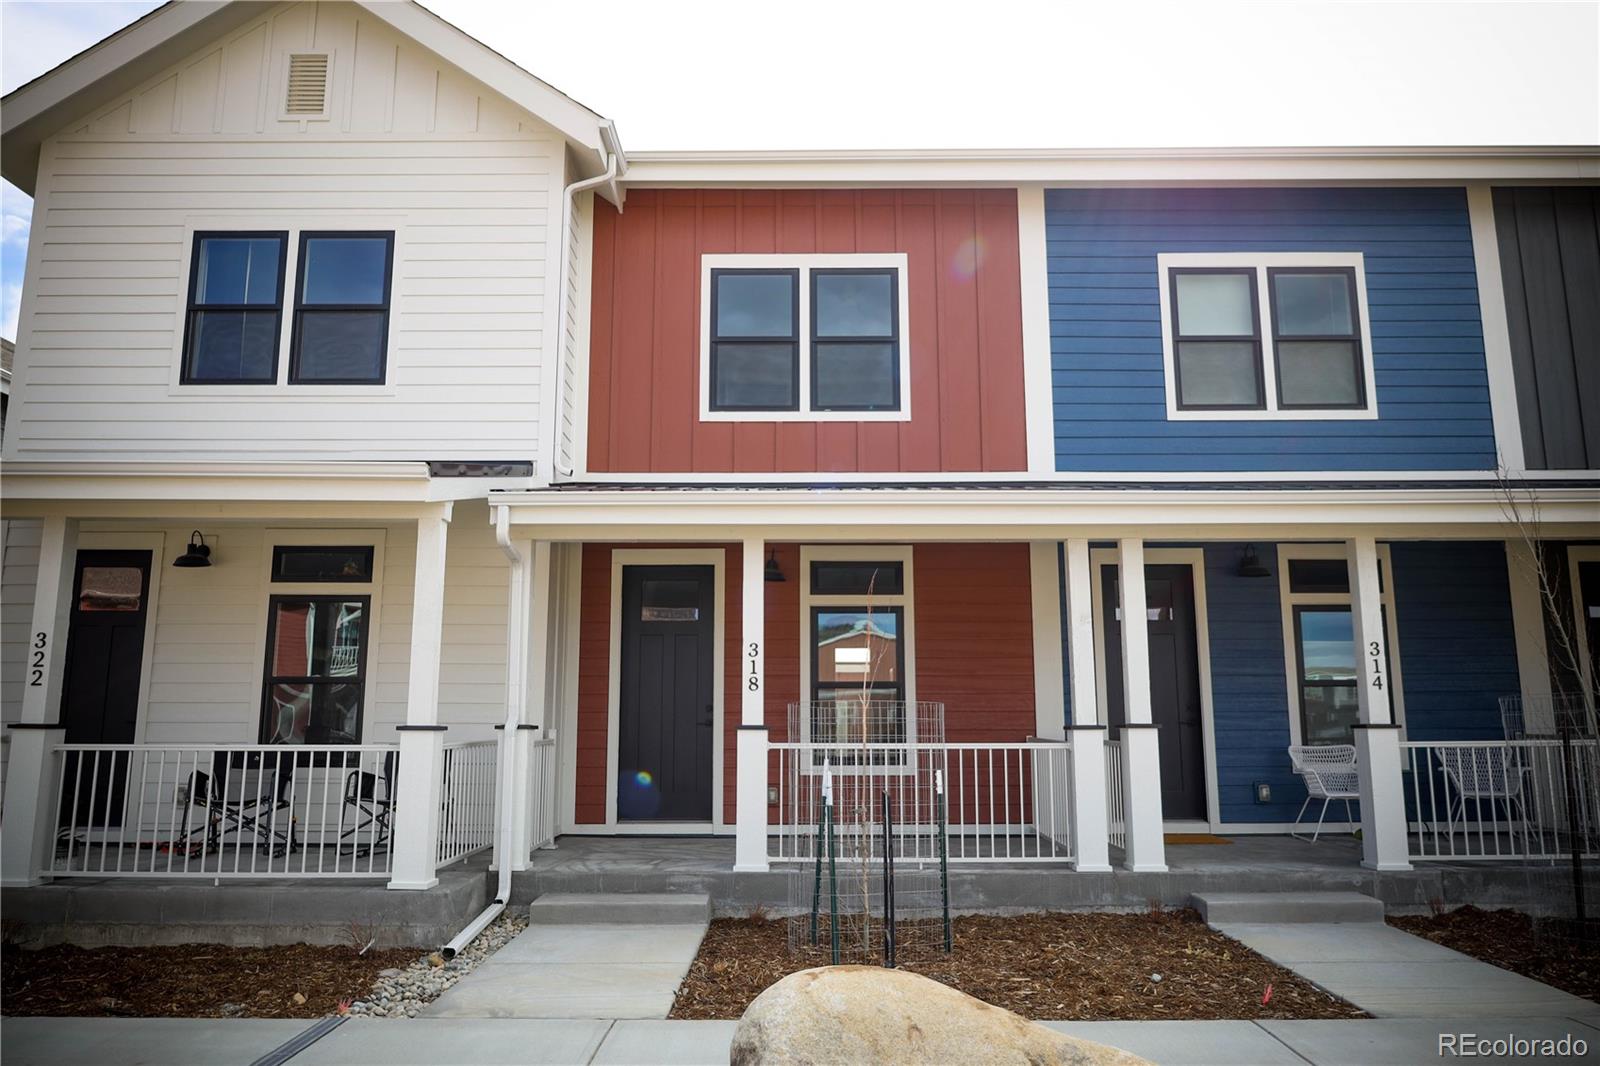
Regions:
[[182, 233, 288, 384], [702, 255, 910, 420], [1159, 253, 1375, 419], [179, 229, 394, 386]]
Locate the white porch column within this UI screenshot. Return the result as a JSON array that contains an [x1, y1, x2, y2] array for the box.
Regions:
[[1347, 537, 1412, 871], [390, 510, 451, 891], [734, 536, 769, 872], [1061, 539, 1111, 872], [494, 536, 540, 873], [2, 516, 78, 886], [515, 539, 554, 864], [1118, 537, 1167, 872], [1505, 539, 1555, 734]]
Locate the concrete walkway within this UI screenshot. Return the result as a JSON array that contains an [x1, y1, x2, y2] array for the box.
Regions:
[[1213, 921, 1598, 1019], [424, 894, 710, 1019], [7, 1015, 1600, 1065]]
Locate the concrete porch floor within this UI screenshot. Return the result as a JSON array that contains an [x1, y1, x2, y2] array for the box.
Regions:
[[512, 834, 1590, 916]]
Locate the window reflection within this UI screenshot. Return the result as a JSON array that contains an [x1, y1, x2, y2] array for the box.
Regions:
[[263, 596, 367, 745], [78, 566, 143, 612]]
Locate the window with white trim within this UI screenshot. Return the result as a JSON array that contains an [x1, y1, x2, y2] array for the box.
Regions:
[[1158, 253, 1377, 420], [701, 254, 911, 421], [1277, 545, 1403, 746]]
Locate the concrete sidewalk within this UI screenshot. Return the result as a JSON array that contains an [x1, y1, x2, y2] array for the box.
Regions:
[[6, 1015, 1600, 1065]]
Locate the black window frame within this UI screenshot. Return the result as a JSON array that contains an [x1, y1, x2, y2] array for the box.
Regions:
[[180, 230, 289, 385], [259, 593, 371, 746], [708, 267, 800, 412], [1267, 266, 1367, 411], [1168, 266, 1266, 412], [808, 560, 905, 597], [808, 604, 908, 764], [270, 545, 376, 584], [289, 230, 396, 386], [809, 267, 902, 413]]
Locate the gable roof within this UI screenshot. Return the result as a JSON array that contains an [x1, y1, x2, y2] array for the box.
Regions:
[[1, 0, 620, 193]]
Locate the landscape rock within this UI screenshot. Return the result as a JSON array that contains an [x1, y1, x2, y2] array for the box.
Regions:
[[731, 966, 1151, 1066]]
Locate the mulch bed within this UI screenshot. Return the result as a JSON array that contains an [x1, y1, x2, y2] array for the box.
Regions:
[[1390, 906, 1600, 1004], [2, 942, 425, 1018], [670, 910, 1367, 1021]]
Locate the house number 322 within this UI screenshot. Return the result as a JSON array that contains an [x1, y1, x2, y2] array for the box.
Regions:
[[1369, 641, 1384, 690], [747, 642, 760, 691], [29, 631, 47, 686]]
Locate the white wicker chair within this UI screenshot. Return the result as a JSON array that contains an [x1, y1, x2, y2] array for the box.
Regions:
[[1433, 746, 1529, 836], [1288, 745, 1360, 841]]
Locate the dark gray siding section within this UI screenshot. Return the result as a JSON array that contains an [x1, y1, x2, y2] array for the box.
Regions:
[[1493, 185, 1600, 470]]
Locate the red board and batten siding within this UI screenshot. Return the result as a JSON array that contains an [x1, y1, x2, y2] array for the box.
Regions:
[[574, 543, 1037, 826], [586, 189, 1029, 474]]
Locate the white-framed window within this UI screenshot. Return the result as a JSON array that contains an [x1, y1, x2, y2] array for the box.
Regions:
[[700, 254, 911, 422], [1157, 252, 1377, 420], [1277, 544, 1405, 747], [799, 545, 917, 771]]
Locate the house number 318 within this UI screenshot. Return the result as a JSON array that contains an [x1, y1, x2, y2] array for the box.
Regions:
[[747, 642, 760, 692], [1369, 641, 1384, 690]]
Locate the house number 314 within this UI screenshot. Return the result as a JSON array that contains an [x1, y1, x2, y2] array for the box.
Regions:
[[747, 642, 760, 692], [1369, 641, 1384, 690]]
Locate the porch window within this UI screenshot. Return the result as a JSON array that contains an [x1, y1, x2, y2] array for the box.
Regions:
[[181, 232, 288, 384], [702, 255, 911, 421], [271, 545, 375, 583], [811, 607, 906, 759], [290, 232, 394, 384], [261, 595, 369, 745], [1293, 607, 1360, 744]]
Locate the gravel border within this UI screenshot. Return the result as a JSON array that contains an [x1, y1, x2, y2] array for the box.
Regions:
[[347, 911, 528, 1019]]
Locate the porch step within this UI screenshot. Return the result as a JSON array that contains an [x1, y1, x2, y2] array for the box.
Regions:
[[527, 892, 711, 926], [1191, 891, 1384, 925]]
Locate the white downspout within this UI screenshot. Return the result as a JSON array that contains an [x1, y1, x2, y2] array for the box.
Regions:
[[550, 124, 623, 481], [441, 505, 526, 957]]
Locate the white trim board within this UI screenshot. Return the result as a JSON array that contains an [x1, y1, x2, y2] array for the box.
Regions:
[[605, 548, 726, 830], [698, 254, 912, 423], [1088, 547, 1221, 832], [1015, 185, 1057, 475]]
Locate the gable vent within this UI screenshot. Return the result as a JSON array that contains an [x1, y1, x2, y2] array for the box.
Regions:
[[285, 53, 330, 116]]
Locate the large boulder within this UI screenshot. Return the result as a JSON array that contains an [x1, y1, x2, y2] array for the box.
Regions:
[[730, 966, 1151, 1066]]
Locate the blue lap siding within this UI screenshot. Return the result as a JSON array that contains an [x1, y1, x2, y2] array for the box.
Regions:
[[1046, 187, 1497, 472], [1060, 540, 1522, 825]]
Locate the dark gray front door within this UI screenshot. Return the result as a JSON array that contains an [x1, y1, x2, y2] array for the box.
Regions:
[[617, 565, 715, 822], [1103, 563, 1207, 821], [60, 549, 152, 828]]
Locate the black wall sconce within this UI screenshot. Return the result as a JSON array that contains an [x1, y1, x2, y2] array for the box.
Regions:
[[763, 548, 786, 582], [173, 530, 212, 568], [1236, 543, 1271, 578]]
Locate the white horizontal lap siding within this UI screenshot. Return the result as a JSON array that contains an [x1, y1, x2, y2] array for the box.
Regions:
[[5, 1, 555, 464]]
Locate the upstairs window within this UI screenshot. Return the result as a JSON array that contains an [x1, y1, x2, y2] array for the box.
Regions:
[[702, 254, 910, 421], [1159, 253, 1376, 420], [182, 233, 288, 384], [291, 232, 394, 384]]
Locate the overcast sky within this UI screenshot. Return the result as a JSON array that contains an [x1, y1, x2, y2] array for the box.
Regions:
[[3, 0, 1598, 340]]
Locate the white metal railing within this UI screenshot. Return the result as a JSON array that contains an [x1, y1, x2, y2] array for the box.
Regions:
[[530, 733, 558, 851], [768, 740, 1074, 863], [437, 739, 498, 869], [1104, 738, 1126, 852], [1403, 738, 1600, 861], [44, 743, 397, 879]]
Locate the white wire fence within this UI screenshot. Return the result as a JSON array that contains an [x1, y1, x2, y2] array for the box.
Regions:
[[437, 739, 498, 869], [1104, 738, 1126, 853]]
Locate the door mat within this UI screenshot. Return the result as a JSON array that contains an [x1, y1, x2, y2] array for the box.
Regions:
[[1164, 833, 1232, 845]]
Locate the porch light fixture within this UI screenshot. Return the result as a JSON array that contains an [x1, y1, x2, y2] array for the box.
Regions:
[[173, 530, 212, 568], [1236, 544, 1271, 578], [764, 548, 786, 583]]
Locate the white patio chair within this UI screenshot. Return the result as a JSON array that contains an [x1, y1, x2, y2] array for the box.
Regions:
[[1433, 746, 1529, 839], [1288, 745, 1360, 842]]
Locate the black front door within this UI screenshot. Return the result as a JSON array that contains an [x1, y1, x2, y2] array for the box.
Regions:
[[60, 549, 152, 828], [1103, 563, 1207, 821], [617, 565, 715, 822]]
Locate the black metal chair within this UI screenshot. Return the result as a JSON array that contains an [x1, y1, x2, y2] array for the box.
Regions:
[[175, 750, 298, 859], [339, 750, 396, 856]]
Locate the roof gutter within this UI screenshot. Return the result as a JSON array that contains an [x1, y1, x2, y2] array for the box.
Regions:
[[440, 506, 526, 958], [550, 125, 623, 481]]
